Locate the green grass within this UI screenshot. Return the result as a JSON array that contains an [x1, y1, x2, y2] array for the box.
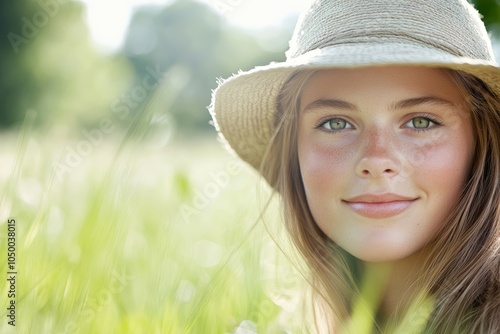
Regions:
[[0, 125, 309, 334], [0, 65, 310, 334]]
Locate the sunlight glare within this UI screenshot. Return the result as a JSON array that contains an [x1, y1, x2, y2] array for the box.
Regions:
[[80, 0, 308, 52]]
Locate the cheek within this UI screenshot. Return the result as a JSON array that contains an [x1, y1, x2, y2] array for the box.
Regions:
[[407, 133, 473, 196], [298, 139, 355, 204]]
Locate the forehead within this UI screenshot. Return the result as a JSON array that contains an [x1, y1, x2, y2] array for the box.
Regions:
[[300, 66, 465, 109]]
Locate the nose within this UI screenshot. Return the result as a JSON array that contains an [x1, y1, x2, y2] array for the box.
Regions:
[[355, 126, 401, 179]]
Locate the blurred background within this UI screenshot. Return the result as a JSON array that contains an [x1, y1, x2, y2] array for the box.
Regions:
[[1, 0, 500, 131], [0, 0, 499, 333], [1, 0, 306, 132]]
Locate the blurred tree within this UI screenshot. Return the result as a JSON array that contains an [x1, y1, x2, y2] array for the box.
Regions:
[[0, 0, 132, 129], [0, 0, 39, 127], [122, 0, 291, 132], [470, 0, 500, 35]]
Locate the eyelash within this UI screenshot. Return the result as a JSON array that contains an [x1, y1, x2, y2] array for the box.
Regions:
[[315, 117, 353, 132], [315, 114, 443, 133], [404, 114, 442, 132]]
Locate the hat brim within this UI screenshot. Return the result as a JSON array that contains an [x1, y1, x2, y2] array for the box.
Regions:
[[210, 42, 500, 175]]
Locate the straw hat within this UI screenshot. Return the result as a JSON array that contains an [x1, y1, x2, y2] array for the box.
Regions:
[[209, 0, 500, 175]]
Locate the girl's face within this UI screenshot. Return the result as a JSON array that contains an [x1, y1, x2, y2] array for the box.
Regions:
[[297, 66, 474, 262]]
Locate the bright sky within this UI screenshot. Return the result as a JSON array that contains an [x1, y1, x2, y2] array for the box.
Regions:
[[79, 0, 308, 53]]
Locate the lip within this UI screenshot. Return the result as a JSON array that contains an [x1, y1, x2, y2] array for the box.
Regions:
[[342, 194, 418, 219]]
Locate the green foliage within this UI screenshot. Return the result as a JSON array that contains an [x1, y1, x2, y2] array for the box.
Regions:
[[122, 0, 290, 132], [470, 0, 500, 35], [0, 0, 132, 129], [0, 0, 35, 127], [0, 0, 292, 132]]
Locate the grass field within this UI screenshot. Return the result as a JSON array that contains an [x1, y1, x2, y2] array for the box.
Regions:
[[0, 125, 309, 334]]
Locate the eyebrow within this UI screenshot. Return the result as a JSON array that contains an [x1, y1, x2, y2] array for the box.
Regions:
[[392, 96, 456, 110], [302, 96, 456, 113]]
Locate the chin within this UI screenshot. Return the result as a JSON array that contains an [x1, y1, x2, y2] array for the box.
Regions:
[[348, 247, 416, 263]]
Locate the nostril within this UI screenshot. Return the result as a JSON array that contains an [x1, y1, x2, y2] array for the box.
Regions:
[[360, 167, 396, 177], [356, 157, 401, 179]]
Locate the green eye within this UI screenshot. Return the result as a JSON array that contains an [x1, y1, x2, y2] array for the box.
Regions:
[[411, 117, 431, 129], [324, 118, 350, 130]]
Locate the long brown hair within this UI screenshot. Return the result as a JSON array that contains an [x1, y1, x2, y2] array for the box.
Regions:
[[261, 67, 500, 333]]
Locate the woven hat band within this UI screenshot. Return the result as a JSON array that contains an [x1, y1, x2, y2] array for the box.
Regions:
[[287, 0, 495, 62]]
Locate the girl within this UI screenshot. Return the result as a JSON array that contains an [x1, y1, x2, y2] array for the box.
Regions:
[[210, 0, 500, 332]]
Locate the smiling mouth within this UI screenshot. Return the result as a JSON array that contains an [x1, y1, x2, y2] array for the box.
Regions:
[[342, 195, 418, 219]]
